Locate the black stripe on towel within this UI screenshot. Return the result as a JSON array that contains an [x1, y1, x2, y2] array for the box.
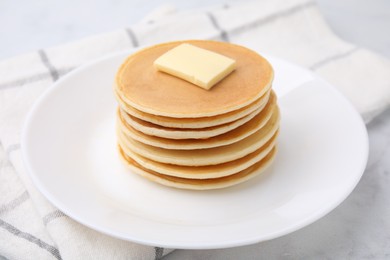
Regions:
[[207, 12, 229, 42], [43, 210, 67, 226], [0, 67, 74, 90], [38, 50, 59, 82], [125, 27, 139, 48], [0, 218, 62, 260], [0, 191, 29, 215]]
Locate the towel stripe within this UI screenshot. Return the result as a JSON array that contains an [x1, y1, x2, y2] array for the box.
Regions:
[[154, 247, 164, 260], [6, 143, 20, 159], [38, 50, 59, 82], [0, 72, 52, 90], [43, 210, 67, 226], [207, 12, 229, 42], [125, 28, 139, 48], [0, 67, 73, 90], [0, 219, 62, 260], [0, 191, 29, 215], [310, 47, 359, 70], [231, 1, 316, 34]]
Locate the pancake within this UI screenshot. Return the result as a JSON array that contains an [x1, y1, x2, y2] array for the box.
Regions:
[[118, 107, 280, 166], [119, 131, 278, 179], [118, 145, 277, 190], [120, 104, 265, 140], [115, 40, 274, 118], [114, 89, 271, 129], [117, 91, 277, 150], [114, 40, 279, 190]]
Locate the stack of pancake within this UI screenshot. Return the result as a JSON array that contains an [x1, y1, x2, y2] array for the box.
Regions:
[[114, 40, 279, 190]]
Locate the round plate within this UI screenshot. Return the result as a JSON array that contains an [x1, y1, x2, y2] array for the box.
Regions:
[[21, 50, 368, 249]]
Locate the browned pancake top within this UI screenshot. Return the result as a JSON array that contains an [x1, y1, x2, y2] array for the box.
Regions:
[[115, 40, 274, 117]]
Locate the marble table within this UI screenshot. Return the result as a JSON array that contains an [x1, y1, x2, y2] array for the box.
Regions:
[[1, 0, 389, 259]]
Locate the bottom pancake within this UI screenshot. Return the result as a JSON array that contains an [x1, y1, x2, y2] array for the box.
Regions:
[[118, 145, 277, 190]]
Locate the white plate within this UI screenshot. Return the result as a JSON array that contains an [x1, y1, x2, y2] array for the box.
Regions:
[[21, 50, 369, 249]]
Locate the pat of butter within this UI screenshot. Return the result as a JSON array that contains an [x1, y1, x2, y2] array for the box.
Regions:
[[154, 43, 236, 90]]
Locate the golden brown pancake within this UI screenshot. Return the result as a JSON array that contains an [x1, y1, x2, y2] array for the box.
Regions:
[[117, 107, 280, 166], [114, 40, 279, 190], [114, 89, 271, 129], [120, 104, 266, 140], [115, 40, 274, 118], [118, 145, 277, 190], [117, 91, 277, 150], [119, 131, 278, 179]]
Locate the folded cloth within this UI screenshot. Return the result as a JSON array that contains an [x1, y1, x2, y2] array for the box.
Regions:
[[1, 0, 389, 259]]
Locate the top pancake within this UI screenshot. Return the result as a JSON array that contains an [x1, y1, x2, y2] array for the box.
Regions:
[[115, 40, 274, 118]]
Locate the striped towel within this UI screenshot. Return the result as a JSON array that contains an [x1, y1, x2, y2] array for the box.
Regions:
[[1, 0, 389, 259]]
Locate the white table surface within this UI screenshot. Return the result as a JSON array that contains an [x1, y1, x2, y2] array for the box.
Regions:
[[1, 0, 390, 259]]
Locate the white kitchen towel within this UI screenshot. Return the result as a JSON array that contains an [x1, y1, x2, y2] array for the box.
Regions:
[[1, 0, 390, 259]]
